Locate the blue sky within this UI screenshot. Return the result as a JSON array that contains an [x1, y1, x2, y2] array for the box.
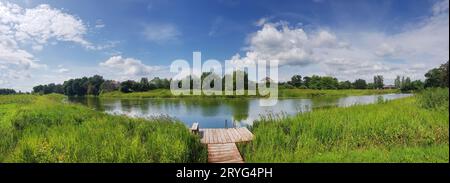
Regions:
[[0, 0, 449, 91]]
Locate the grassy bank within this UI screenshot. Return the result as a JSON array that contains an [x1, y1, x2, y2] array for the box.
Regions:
[[100, 89, 400, 99], [0, 94, 206, 163], [239, 88, 449, 162]]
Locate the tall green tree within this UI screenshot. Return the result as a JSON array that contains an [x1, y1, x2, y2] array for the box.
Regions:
[[394, 76, 401, 89], [373, 75, 384, 89], [290, 75, 302, 87], [353, 79, 367, 89], [0, 88, 16, 95], [425, 61, 449, 88], [338, 80, 352, 89]]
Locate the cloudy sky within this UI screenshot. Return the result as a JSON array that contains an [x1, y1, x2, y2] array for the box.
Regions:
[[0, 0, 449, 91]]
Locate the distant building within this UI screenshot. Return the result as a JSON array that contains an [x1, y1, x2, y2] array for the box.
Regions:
[[383, 85, 396, 89]]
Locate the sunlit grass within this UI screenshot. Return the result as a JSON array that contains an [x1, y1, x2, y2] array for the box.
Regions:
[[0, 94, 206, 163], [239, 88, 449, 162]]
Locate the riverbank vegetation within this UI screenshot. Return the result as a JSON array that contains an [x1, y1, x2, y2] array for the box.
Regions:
[[0, 94, 206, 163], [239, 88, 449, 162]]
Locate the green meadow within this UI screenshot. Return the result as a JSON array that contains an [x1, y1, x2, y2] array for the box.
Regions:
[[0, 94, 206, 163], [239, 88, 449, 162]]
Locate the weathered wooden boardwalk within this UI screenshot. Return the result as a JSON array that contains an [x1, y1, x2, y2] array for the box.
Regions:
[[199, 128, 253, 144], [192, 125, 253, 163]]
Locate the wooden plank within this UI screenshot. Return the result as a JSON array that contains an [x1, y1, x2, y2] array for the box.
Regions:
[[199, 128, 253, 144], [222, 130, 232, 143], [241, 128, 253, 141], [235, 128, 244, 141], [197, 127, 254, 163], [221, 129, 230, 143], [216, 129, 223, 143], [225, 129, 234, 142], [205, 129, 210, 144], [237, 128, 251, 141], [207, 143, 244, 163], [213, 129, 218, 144]]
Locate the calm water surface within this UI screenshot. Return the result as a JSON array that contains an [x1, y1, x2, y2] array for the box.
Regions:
[[68, 93, 412, 128]]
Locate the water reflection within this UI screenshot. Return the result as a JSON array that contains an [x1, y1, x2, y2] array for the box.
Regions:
[[69, 93, 412, 128]]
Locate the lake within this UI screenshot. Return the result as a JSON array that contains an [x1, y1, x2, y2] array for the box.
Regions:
[[68, 93, 412, 128]]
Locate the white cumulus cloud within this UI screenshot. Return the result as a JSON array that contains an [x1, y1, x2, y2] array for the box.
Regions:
[[99, 56, 164, 78]]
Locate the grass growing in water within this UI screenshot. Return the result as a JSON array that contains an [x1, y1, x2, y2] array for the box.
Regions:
[[239, 88, 449, 162], [0, 94, 206, 163]]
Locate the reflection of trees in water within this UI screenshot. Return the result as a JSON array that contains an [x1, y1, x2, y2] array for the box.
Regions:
[[129, 98, 251, 122], [69, 96, 105, 111], [182, 99, 222, 116], [226, 99, 249, 122], [76, 97, 252, 125], [86, 97, 104, 111]]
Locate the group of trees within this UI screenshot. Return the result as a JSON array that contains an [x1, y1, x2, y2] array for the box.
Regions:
[[394, 61, 449, 92], [285, 75, 339, 89], [32, 84, 64, 95], [394, 76, 424, 92], [119, 77, 170, 93], [29, 61, 449, 96], [281, 75, 386, 90], [281, 61, 448, 91], [424, 61, 448, 88], [0, 88, 17, 95], [33, 75, 105, 96], [32, 75, 171, 96]]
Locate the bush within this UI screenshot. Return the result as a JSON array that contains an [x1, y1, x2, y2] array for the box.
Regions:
[[416, 88, 449, 110]]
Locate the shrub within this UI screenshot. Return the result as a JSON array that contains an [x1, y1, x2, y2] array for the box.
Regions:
[[416, 88, 449, 110]]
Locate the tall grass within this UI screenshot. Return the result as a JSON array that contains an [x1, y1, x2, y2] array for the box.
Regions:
[[416, 88, 449, 111], [0, 94, 206, 163], [239, 91, 449, 162]]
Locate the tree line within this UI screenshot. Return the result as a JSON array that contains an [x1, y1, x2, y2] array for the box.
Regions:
[[27, 61, 449, 96], [0, 88, 17, 95], [280, 75, 387, 90], [32, 75, 171, 96], [281, 61, 448, 91]]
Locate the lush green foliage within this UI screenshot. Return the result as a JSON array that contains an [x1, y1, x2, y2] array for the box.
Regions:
[[33, 75, 171, 96], [0, 88, 16, 95], [373, 75, 384, 89], [416, 88, 449, 110], [352, 79, 367, 89], [239, 93, 449, 162], [425, 61, 449, 88], [0, 94, 206, 163]]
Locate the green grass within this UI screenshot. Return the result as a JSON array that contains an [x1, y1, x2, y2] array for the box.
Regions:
[[0, 94, 206, 163], [100, 89, 400, 99], [416, 88, 449, 110], [239, 88, 449, 162]]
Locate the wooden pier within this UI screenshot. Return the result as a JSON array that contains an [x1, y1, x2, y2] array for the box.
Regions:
[[191, 123, 254, 163]]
